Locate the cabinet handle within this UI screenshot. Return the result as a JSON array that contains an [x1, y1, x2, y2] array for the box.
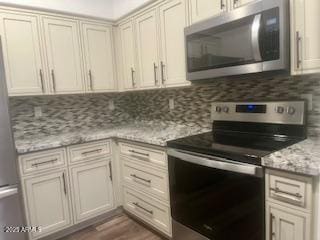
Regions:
[[109, 161, 113, 181], [270, 187, 303, 198], [234, 0, 239, 7], [89, 70, 93, 90], [128, 149, 150, 157], [131, 67, 135, 87], [133, 202, 153, 215], [221, 0, 225, 9], [270, 213, 275, 240], [51, 70, 56, 92], [62, 172, 67, 195], [130, 174, 151, 184], [81, 149, 102, 155], [160, 61, 165, 84], [31, 158, 58, 167], [39, 69, 45, 93], [296, 31, 302, 69], [153, 63, 158, 85]]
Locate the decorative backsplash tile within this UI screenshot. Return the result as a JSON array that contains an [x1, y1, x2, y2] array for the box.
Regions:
[[10, 73, 320, 139]]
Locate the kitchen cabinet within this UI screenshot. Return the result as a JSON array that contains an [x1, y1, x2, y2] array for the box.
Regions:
[[266, 202, 311, 240], [81, 22, 116, 92], [189, 0, 227, 23], [159, 0, 189, 87], [119, 20, 137, 90], [70, 160, 114, 223], [135, 8, 160, 89], [0, 12, 46, 96], [42, 17, 84, 94], [290, 0, 320, 75], [231, 0, 257, 9], [23, 170, 72, 239]]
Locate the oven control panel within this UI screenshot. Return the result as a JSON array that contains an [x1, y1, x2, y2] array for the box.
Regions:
[[211, 101, 306, 125]]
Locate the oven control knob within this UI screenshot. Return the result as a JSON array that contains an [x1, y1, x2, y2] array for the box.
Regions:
[[276, 106, 285, 114], [287, 106, 296, 115], [223, 106, 229, 113], [216, 106, 222, 113]]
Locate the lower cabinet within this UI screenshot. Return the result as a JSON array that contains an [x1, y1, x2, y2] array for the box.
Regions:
[[70, 160, 114, 223], [23, 170, 72, 239]]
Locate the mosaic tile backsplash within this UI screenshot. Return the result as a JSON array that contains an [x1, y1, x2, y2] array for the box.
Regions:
[[10, 73, 320, 139]]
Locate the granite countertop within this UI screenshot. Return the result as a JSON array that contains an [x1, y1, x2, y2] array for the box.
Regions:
[[14, 121, 320, 176], [14, 120, 210, 154]]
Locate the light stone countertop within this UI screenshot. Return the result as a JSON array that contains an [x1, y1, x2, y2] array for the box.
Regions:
[[14, 121, 320, 176]]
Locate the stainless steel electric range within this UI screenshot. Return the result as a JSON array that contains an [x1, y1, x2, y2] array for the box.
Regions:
[[167, 101, 307, 240]]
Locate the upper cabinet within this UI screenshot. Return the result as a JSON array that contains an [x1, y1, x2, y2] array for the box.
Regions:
[[291, 0, 320, 75], [119, 20, 137, 90], [159, 0, 189, 87], [135, 8, 160, 89], [42, 17, 84, 94], [231, 0, 257, 10], [81, 22, 116, 92], [189, 0, 227, 23], [0, 12, 46, 96]]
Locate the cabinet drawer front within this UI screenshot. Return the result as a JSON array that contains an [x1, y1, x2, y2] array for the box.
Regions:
[[122, 159, 169, 201], [267, 171, 312, 209], [20, 149, 66, 176], [123, 187, 171, 235], [68, 140, 111, 164], [119, 142, 167, 168]]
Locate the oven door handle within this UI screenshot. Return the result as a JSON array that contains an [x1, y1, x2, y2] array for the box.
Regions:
[[167, 149, 263, 178], [251, 14, 262, 62]]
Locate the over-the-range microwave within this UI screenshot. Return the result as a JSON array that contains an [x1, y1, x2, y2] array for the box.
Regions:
[[185, 0, 289, 81]]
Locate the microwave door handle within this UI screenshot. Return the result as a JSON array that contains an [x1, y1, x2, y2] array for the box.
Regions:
[[251, 14, 262, 61]]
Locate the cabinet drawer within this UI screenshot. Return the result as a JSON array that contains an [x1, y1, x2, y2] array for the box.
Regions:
[[68, 140, 111, 164], [122, 158, 169, 201], [123, 187, 171, 236], [119, 142, 167, 168], [266, 170, 312, 210], [19, 148, 67, 176]]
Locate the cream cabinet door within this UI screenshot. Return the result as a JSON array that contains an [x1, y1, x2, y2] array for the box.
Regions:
[[159, 0, 189, 87], [23, 170, 72, 239], [189, 0, 227, 24], [231, 0, 257, 9], [70, 160, 114, 223], [266, 203, 311, 240], [42, 17, 84, 94], [135, 9, 160, 89], [119, 21, 137, 90], [291, 0, 320, 75], [81, 23, 116, 92], [0, 12, 45, 96]]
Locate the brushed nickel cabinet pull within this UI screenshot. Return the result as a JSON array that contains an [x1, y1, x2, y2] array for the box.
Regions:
[[128, 149, 149, 157], [221, 0, 225, 9], [131, 67, 135, 87], [160, 61, 165, 84], [62, 172, 67, 195], [153, 63, 158, 85], [130, 174, 151, 183], [81, 149, 102, 155], [296, 31, 302, 69], [133, 202, 153, 215], [270, 187, 302, 198], [109, 161, 113, 181], [31, 158, 58, 167], [234, 0, 239, 7], [270, 213, 275, 240], [51, 70, 56, 92], [89, 70, 93, 90], [39, 69, 45, 93]]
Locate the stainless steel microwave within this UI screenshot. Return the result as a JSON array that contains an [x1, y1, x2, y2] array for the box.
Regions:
[[185, 0, 289, 81]]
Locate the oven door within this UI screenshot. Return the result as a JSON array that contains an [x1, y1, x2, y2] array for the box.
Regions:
[[168, 149, 265, 240]]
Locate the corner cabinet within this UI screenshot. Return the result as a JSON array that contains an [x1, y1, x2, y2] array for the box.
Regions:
[[0, 11, 46, 96], [81, 22, 117, 92], [290, 0, 320, 75]]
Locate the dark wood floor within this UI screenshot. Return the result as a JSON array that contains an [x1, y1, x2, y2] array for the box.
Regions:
[[60, 214, 164, 240]]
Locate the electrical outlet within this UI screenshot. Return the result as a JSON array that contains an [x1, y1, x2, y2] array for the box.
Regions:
[[108, 99, 115, 111], [169, 98, 175, 110], [34, 107, 42, 118], [301, 94, 313, 111]]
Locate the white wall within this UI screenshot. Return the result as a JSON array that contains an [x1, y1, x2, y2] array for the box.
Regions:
[[0, 0, 114, 19]]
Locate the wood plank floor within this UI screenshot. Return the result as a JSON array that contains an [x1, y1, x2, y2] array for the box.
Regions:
[[59, 214, 164, 240]]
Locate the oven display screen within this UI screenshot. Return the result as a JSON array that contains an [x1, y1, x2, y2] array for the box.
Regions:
[[236, 104, 267, 113]]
